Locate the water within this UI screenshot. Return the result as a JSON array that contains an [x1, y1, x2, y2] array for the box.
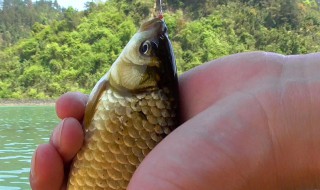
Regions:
[[0, 106, 59, 190]]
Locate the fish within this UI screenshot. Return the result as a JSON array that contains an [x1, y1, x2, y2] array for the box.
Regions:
[[67, 16, 179, 190]]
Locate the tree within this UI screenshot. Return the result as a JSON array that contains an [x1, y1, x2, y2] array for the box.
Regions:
[[53, 0, 60, 10], [24, 0, 32, 8], [0, 0, 64, 49], [1, 0, 320, 99]]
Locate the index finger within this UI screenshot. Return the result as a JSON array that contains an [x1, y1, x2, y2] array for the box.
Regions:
[[56, 92, 88, 121]]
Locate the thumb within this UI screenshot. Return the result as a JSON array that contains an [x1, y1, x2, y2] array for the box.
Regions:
[[127, 121, 207, 190], [128, 93, 274, 190]]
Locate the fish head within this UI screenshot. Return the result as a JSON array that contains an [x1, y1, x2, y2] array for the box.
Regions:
[[109, 17, 177, 94]]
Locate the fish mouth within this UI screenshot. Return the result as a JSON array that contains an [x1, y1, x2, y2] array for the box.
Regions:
[[139, 17, 177, 87], [154, 22, 177, 87], [139, 17, 169, 52], [139, 18, 167, 35]]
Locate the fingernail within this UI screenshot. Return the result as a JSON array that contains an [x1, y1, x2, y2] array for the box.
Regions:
[[30, 147, 38, 179], [53, 119, 65, 148]]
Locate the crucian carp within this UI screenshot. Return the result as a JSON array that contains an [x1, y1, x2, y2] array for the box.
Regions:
[[67, 15, 179, 190]]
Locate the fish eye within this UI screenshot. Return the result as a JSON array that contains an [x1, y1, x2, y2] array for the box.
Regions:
[[140, 41, 152, 55]]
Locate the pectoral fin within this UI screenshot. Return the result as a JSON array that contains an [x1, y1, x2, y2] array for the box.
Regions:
[[83, 72, 110, 128]]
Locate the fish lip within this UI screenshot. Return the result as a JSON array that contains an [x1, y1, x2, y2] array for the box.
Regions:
[[139, 18, 166, 33], [154, 28, 178, 87], [162, 24, 168, 34], [160, 21, 168, 37], [151, 21, 168, 48]]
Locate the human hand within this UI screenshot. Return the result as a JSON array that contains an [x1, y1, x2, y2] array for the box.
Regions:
[[29, 92, 87, 190], [30, 52, 320, 190]]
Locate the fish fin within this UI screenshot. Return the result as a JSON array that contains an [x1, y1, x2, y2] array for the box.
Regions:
[[83, 72, 110, 128]]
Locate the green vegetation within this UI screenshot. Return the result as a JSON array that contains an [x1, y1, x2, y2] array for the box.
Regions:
[[0, 0, 320, 99], [0, 0, 64, 48]]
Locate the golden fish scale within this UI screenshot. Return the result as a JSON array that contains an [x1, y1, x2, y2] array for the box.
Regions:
[[68, 87, 176, 190]]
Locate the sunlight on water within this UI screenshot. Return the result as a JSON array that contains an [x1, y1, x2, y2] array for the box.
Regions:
[[0, 106, 59, 190]]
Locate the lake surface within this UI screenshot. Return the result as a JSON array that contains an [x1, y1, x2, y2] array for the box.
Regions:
[[0, 106, 59, 190]]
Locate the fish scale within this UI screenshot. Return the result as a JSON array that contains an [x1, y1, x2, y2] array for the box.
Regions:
[[67, 16, 178, 189], [68, 88, 176, 189]]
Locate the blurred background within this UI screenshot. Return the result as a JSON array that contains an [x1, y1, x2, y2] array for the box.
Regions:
[[1, 0, 320, 99]]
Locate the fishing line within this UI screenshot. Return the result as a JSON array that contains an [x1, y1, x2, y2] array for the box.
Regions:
[[159, 0, 163, 15], [158, 0, 164, 20]]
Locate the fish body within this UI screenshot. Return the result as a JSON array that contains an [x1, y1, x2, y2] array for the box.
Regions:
[[67, 17, 179, 189]]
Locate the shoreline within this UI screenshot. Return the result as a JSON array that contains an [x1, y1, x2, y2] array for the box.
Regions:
[[0, 99, 56, 106]]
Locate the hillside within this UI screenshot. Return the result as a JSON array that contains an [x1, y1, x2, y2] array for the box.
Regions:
[[0, 0, 320, 99], [0, 0, 65, 49]]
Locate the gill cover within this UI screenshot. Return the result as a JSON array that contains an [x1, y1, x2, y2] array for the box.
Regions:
[[84, 18, 177, 127]]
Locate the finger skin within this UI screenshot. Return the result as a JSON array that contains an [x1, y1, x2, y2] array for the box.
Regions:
[[30, 144, 64, 190], [51, 118, 84, 162], [31, 52, 320, 190], [30, 93, 87, 190], [128, 52, 320, 190], [129, 92, 277, 190], [129, 52, 276, 190], [56, 92, 88, 121], [179, 52, 284, 121]]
